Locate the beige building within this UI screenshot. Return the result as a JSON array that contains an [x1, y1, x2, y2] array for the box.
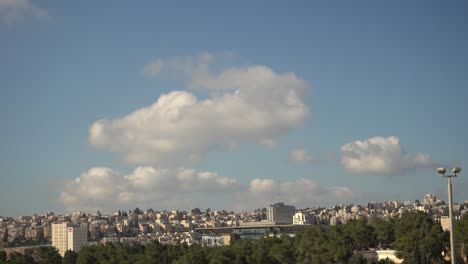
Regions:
[[376, 250, 403, 263], [440, 216, 451, 231], [52, 222, 88, 256]]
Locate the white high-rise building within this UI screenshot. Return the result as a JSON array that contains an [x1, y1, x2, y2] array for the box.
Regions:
[[423, 193, 442, 206], [52, 222, 88, 256], [292, 212, 311, 225]]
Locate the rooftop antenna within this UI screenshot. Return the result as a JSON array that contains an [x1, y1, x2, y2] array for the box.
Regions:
[[278, 180, 281, 203]]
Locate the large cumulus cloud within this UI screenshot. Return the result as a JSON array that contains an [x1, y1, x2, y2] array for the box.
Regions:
[[340, 136, 434, 175], [89, 54, 308, 165]]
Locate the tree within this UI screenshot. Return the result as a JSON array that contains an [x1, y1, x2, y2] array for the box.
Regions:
[[377, 258, 395, 264], [230, 240, 254, 264], [7, 252, 35, 264], [373, 218, 395, 249], [2, 228, 8, 243], [191, 208, 202, 215], [76, 245, 98, 264], [268, 236, 296, 264], [0, 251, 7, 263], [208, 246, 235, 264], [37, 246, 62, 264], [325, 225, 353, 263], [349, 254, 367, 264], [168, 243, 186, 262], [175, 211, 184, 221], [143, 240, 170, 263], [175, 244, 208, 264], [134, 208, 142, 215], [295, 225, 329, 264], [443, 206, 450, 216], [342, 218, 376, 250], [63, 250, 77, 264], [392, 212, 446, 264], [250, 237, 278, 264], [455, 213, 468, 263]]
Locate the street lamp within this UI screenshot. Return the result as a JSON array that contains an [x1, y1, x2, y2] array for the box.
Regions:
[[437, 166, 461, 264]]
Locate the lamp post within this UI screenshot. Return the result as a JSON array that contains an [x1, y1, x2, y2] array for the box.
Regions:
[[437, 166, 461, 264]]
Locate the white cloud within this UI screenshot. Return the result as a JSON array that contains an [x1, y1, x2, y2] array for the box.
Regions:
[[59, 166, 238, 212], [59, 167, 355, 212], [289, 148, 314, 163], [0, 0, 49, 24], [340, 136, 434, 175], [142, 59, 164, 77], [90, 53, 308, 165], [142, 53, 216, 78], [234, 178, 355, 210]]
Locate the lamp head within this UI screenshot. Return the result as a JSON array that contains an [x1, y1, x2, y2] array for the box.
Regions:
[[437, 167, 446, 175], [452, 167, 461, 174]]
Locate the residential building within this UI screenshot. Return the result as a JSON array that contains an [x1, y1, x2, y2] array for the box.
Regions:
[[424, 193, 441, 206], [440, 216, 451, 232], [292, 212, 311, 225], [376, 250, 403, 263], [52, 222, 88, 256]]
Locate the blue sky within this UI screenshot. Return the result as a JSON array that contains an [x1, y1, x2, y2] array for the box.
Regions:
[[1, 0, 467, 216]]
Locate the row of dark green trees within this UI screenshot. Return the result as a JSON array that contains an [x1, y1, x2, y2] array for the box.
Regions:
[[1, 212, 467, 264]]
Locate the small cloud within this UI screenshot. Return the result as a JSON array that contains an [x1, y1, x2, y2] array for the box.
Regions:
[[0, 0, 50, 24], [141, 53, 213, 78], [340, 136, 435, 175], [142, 58, 164, 77], [289, 148, 314, 163]]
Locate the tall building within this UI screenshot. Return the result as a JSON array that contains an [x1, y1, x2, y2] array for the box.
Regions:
[[52, 222, 88, 256], [423, 193, 442, 206], [266, 202, 295, 224], [292, 211, 311, 225]]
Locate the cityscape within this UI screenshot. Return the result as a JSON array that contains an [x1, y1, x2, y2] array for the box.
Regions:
[[2, 0, 468, 263], [1, 193, 468, 263]]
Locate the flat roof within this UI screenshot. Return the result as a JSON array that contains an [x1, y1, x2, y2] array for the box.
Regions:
[[194, 224, 321, 235]]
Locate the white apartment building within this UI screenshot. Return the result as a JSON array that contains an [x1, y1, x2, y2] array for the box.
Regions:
[[266, 202, 295, 224], [423, 193, 442, 206], [376, 250, 403, 263], [52, 222, 88, 256], [292, 212, 310, 225]]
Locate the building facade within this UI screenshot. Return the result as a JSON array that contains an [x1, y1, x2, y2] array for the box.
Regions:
[[440, 216, 451, 232], [292, 212, 311, 225], [52, 222, 88, 256], [266, 202, 296, 224], [423, 193, 441, 206]]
